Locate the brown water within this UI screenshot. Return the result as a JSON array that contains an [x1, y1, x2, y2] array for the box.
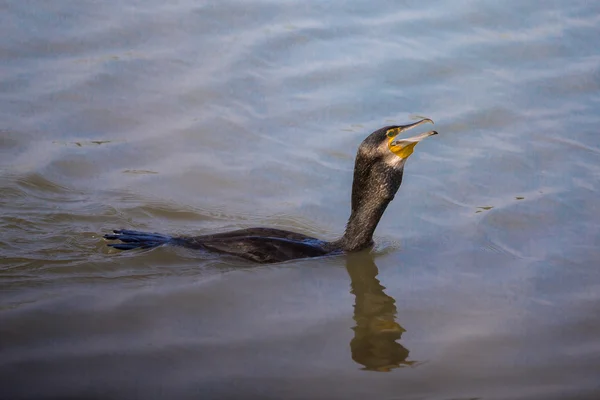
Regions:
[[2, 1, 600, 399]]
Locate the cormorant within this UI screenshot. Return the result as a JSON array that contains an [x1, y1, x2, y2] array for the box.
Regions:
[[104, 119, 437, 263]]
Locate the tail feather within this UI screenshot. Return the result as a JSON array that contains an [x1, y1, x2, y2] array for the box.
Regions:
[[104, 229, 172, 250]]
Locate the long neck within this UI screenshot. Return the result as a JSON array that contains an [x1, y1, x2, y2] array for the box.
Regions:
[[332, 163, 404, 252], [338, 200, 392, 251]]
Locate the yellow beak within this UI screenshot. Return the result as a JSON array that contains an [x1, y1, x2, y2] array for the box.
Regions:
[[388, 130, 438, 159], [385, 118, 437, 159]]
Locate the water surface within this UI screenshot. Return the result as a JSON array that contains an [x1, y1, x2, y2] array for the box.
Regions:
[[1, 0, 600, 399]]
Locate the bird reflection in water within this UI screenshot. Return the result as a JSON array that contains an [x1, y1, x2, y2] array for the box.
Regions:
[[346, 253, 415, 371]]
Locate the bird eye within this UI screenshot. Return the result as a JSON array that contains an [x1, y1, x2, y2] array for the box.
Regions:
[[386, 128, 399, 138]]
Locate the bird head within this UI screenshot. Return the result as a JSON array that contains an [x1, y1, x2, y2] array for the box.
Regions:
[[357, 118, 438, 171]]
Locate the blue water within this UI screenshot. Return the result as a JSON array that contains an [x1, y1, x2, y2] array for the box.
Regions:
[[1, 1, 600, 399]]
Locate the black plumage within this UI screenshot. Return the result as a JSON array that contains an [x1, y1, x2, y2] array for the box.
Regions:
[[104, 120, 437, 263]]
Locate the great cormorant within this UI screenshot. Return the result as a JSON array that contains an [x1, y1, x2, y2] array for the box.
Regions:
[[104, 119, 437, 263]]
